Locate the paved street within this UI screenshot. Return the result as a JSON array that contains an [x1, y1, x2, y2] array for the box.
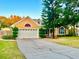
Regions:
[[17, 39, 79, 59]]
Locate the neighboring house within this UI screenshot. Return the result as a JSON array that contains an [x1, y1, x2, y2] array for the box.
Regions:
[[33, 19, 42, 26], [0, 28, 12, 38], [11, 17, 40, 38], [1, 28, 12, 35]]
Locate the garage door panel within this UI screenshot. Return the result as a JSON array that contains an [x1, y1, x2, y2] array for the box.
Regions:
[[18, 29, 38, 38]]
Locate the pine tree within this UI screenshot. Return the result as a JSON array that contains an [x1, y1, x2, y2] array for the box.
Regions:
[[42, 0, 61, 38]]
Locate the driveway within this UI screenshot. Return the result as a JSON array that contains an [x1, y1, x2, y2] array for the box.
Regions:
[[17, 38, 79, 59]]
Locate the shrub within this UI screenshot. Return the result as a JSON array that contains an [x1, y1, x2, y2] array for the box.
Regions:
[[13, 34, 18, 39], [13, 31, 18, 34], [2, 35, 14, 39], [39, 28, 46, 38], [12, 27, 18, 31], [12, 27, 18, 39], [68, 27, 76, 36], [39, 34, 46, 38]]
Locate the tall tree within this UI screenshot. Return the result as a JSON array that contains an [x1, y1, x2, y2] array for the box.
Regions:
[[42, 0, 62, 38], [63, 0, 79, 25], [42, 0, 79, 37], [61, 0, 79, 35]]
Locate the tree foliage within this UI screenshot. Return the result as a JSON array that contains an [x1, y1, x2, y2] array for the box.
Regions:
[[42, 0, 63, 38], [0, 15, 21, 27], [42, 0, 79, 37]]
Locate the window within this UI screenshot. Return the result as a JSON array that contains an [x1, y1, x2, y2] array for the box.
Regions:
[[59, 27, 65, 34], [25, 24, 31, 27]]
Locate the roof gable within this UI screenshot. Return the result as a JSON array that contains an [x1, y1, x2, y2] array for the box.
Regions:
[[11, 17, 39, 29]]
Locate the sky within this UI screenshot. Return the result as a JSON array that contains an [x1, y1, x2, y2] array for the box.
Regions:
[[0, 0, 42, 19]]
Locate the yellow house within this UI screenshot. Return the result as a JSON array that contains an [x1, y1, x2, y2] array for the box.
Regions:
[[11, 17, 39, 38]]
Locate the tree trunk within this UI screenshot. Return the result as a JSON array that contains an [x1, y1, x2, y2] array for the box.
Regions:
[[46, 29, 50, 38], [52, 27, 55, 39], [49, 29, 50, 38]]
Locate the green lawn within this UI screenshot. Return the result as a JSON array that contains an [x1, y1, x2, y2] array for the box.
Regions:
[[46, 36, 79, 48], [0, 40, 25, 59]]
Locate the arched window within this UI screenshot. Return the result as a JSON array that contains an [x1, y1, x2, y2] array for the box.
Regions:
[[25, 24, 31, 27], [59, 27, 65, 34]]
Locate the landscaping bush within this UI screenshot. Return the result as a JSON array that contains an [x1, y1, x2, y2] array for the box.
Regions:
[[12, 27, 18, 39], [13, 31, 18, 34], [39, 34, 46, 38], [68, 27, 76, 36], [39, 28, 46, 38], [2, 35, 14, 39], [12, 27, 18, 31], [13, 34, 18, 39]]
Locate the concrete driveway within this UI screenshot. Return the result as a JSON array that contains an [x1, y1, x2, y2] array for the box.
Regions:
[[17, 39, 79, 59]]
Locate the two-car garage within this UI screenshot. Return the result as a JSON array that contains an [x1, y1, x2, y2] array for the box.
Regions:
[[18, 29, 39, 38], [11, 17, 39, 38]]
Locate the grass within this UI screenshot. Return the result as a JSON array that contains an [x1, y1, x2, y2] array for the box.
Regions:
[[45, 36, 79, 48], [0, 40, 25, 59]]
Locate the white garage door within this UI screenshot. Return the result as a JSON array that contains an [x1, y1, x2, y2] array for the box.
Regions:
[[18, 29, 39, 38]]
